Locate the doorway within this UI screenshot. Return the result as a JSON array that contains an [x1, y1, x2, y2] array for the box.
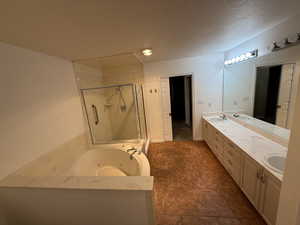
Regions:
[[254, 64, 294, 128], [169, 75, 193, 141]]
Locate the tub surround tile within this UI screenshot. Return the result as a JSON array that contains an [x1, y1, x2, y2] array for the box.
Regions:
[[0, 134, 153, 191], [0, 176, 153, 191], [148, 141, 266, 225]]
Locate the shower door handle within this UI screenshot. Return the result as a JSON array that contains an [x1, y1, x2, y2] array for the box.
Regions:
[[92, 104, 99, 125]]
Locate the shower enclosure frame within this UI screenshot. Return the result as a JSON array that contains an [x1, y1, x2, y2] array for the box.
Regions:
[[80, 83, 145, 145]]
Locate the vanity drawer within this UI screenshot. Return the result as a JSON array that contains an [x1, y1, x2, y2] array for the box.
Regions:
[[215, 131, 224, 145], [214, 142, 224, 158], [224, 140, 238, 159], [223, 154, 241, 184]]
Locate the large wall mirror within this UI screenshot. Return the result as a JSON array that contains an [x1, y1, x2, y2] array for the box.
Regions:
[[223, 45, 300, 141]]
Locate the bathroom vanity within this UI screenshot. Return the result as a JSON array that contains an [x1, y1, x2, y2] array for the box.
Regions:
[[202, 115, 286, 225]]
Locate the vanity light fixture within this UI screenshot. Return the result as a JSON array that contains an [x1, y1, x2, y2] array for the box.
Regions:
[[272, 32, 300, 52], [284, 38, 292, 45], [224, 49, 258, 66], [272, 41, 281, 51], [142, 48, 153, 56]]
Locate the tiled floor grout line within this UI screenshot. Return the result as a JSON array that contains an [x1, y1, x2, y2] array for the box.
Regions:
[[149, 141, 267, 225]]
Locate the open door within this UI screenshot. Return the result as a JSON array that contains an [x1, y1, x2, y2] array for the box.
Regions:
[[276, 64, 294, 128], [160, 77, 173, 141]]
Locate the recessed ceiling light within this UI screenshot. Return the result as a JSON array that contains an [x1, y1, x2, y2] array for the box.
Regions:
[[142, 48, 152, 56]]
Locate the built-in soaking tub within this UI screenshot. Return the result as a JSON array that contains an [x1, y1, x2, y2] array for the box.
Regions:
[[70, 147, 150, 176], [0, 139, 154, 225]]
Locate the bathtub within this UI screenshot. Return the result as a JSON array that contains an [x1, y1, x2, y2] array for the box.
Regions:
[[69, 143, 150, 176], [0, 139, 154, 225]]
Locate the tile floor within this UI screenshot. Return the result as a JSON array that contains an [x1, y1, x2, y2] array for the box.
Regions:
[[148, 141, 267, 225]]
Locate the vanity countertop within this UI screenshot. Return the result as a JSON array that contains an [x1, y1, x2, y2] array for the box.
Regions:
[[225, 113, 290, 146], [203, 115, 287, 181]]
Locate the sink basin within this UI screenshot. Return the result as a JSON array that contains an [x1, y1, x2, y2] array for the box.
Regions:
[[208, 117, 226, 122], [264, 154, 286, 174]]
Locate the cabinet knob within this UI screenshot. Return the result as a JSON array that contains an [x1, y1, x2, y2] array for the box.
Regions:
[[261, 172, 266, 183], [256, 170, 261, 179], [256, 169, 265, 182]]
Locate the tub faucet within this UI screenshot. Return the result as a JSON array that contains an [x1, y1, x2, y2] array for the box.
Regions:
[[126, 147, 137, 153], [129, 150, 137, 160]]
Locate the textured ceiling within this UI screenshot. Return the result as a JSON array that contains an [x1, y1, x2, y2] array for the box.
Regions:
[[0, 0, 300, 62]]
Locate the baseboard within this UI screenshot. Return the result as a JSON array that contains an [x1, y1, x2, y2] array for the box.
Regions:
[[150, 139, 165, 143]]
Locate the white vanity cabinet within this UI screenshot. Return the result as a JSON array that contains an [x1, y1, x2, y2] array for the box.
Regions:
[[203, 118, 281, 225], [259, 169, 281, 225], [203, 120, 225, 163], [204, 121, 216, 152], [205, 122, 241, 185], [223, 139, 241, 185], [241, 155, 281, 225], [241, 154, 262, 208]]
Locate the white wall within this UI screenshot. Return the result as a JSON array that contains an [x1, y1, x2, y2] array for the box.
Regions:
[[225, 13, 300, 60], [223, 61, 256, 115], [144, 54, 224, 141], [0, 42, 85, 180], [276, 74, 300, 225]]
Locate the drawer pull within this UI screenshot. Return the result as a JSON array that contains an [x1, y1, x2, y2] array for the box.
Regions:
[[256, 170, 263, 180], [256, 171, 260, 179]]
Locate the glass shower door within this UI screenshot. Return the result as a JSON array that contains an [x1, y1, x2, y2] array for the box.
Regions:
[[81, 84, 140, 144]]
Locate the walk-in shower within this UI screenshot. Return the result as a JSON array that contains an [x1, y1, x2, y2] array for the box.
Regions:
[[81, 84, 147, 144]]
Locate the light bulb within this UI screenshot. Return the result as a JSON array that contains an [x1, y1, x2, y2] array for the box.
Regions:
[[246, 52, 252, 58], [142, 48, 152, 56]]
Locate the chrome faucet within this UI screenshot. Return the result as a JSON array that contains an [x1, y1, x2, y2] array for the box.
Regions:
[[129, 150, 138, 160], [220, 113, 227, 120], [127, 147, 139, 160], [126, 147, 137, 153], [233, 113, 239, 118]]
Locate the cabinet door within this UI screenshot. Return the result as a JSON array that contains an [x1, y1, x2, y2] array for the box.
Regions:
[[259, 171, 281, 225], [242, 155, 261, 208]]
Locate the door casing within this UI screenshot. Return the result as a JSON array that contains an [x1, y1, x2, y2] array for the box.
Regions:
[[160, 73, 195, 141]]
